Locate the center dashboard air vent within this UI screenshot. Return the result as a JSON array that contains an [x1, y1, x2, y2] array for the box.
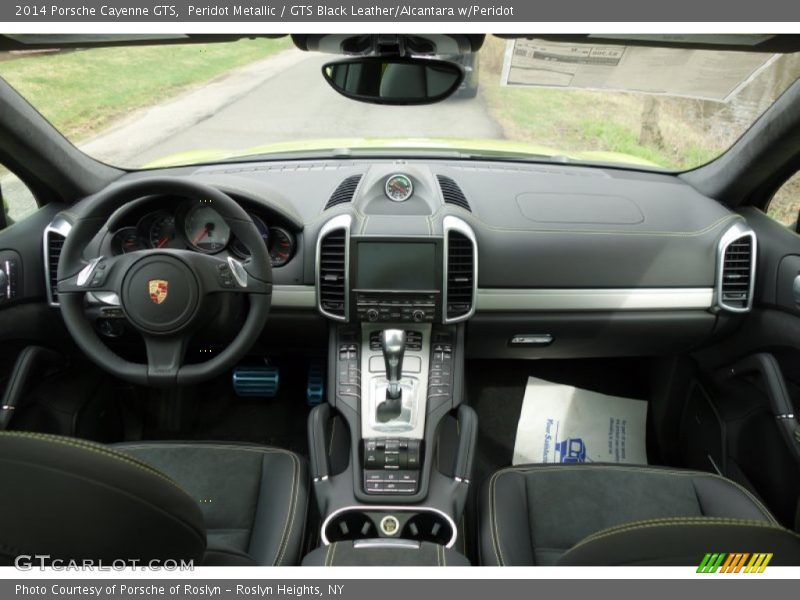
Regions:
[[443, 216, 477, 323], [437, 175, 471, 212], [325, 175, 363, 210], [717, 222, 756, 313], [316, 215, 351, 321], [43, 217, 72, 307]]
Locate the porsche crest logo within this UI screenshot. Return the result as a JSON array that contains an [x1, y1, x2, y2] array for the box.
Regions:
[[148, 279, 169, 305]]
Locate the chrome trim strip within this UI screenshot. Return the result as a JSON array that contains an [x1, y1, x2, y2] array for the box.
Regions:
[[715, 221, 757, 314], [76, 256, 104, 287], [271, 285, 316, 308], [86, 291, 121, 306], [442, 215, 478, 324], [321, 505, 458, 549], [226, 256, 248, 288], [353, 539, 421, 550], [43, 216, 73, 307], [315, 214, 352, 322], [476, 288, 714, 311]]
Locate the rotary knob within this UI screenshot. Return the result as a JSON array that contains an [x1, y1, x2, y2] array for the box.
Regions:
[[412, 309, 425, 322], [366, 308, 379, 322]]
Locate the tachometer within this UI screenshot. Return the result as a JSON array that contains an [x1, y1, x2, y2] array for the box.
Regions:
[[385, 174, 414, 202], [148, 212, 182, 249], [268, 227, 295, 267], [111, 227, 146, 254], [184, 204, 230, 253]]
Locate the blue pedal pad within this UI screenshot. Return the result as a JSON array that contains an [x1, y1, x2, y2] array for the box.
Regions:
[[307, 360, 325, 406], [232, 366, 280, 398]]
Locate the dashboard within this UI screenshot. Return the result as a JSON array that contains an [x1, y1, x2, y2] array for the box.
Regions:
[[104, 197, 297, 268], [39, 158, 758, 359]]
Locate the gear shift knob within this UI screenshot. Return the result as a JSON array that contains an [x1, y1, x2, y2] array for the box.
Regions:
[[381, 329, 406, 400]]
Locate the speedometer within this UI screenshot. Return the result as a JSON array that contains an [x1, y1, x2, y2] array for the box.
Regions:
[[184, 204, 230, 253], [385, 174, 414, 202]]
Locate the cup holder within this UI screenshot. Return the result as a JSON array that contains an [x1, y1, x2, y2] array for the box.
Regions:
[[322, 507, 456, 547]]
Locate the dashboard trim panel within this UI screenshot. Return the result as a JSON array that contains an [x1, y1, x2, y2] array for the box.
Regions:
[[273, 285, 714, 312], [271, 284, 316, 308], [475, 288, 714, 312]]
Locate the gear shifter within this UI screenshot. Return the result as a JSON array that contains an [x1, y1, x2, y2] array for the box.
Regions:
[[377, 329, 405, 422]]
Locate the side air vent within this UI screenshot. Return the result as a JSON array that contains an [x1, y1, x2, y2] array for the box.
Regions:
[[43, 218, 72, 307], [437, 175, 471, 212], [443, 216, 478, 323], [717, 223, 756, 313], [325, 175, 362, 210], [316, 215, 351, 321]]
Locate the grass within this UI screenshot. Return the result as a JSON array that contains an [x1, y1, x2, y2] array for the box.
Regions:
[[0, 37, 292, 142], [478, 37, 757, 170]]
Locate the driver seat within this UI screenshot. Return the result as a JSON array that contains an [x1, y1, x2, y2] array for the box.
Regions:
[[0, 432, 308, 566]]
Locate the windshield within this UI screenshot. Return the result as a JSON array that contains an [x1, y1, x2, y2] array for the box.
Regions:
[[1, 36, 799, 171]]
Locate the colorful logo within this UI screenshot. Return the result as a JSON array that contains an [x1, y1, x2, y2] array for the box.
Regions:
[[148, 279, 169, 305], [697, 553, 773, 573]]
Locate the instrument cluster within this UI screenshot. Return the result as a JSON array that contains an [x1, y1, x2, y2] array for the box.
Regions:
[[108, 200, 296, 267]]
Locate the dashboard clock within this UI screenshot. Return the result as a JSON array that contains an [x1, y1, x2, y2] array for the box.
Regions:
[[385, 174, 414, 202]]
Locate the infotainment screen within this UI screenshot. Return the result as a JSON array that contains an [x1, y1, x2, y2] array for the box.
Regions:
[[356, 242, 437, 291]]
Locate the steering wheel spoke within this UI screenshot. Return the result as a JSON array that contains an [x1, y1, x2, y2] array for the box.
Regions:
[[187, 253, 271, 295], [57, 253, 135, 295], [143, 334, 187, 386]]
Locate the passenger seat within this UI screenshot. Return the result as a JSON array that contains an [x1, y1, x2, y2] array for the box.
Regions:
[[479, 464, 800, 566]]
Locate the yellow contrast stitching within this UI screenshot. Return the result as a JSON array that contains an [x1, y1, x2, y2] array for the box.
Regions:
[[1, 432, 186, 494], [274, 452, 301, 566], [488, 469, 508, 566], [328, 542, 337, 566], [492, 464, 776, 524], [569, 517, 800, 553]]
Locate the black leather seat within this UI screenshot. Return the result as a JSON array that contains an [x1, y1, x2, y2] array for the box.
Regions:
[[479, 464, 800, 566], [0, 432, 308, 566]]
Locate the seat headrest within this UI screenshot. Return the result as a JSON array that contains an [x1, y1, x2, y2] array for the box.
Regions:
[[0, 432, 206, 566]]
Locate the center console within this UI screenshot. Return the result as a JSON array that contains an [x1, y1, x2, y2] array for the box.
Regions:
[[308, 212, 478, 559]]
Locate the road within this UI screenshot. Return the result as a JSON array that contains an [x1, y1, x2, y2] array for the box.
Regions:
[[81, 50, 503, 168]]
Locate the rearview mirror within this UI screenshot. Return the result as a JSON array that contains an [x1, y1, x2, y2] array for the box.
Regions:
[[322, 57, 464, 106]]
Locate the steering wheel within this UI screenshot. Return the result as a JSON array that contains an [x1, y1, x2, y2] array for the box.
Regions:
[[56, 178, 272, 387]]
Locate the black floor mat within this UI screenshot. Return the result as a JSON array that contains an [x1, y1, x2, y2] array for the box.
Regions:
[[466, 357, 652, 487], [141, 361, 313, 456], [463, 357, 653, 562]]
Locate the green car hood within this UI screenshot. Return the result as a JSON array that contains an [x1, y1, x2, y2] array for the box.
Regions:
[[142, 138, 661, 169]]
